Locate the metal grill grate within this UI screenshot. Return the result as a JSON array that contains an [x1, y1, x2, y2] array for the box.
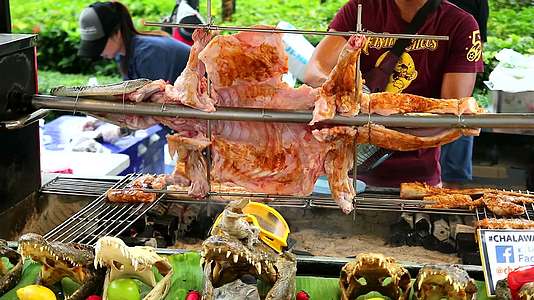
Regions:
[[41, 174, 477, 221], [44, 174, 163, 245], [310, 192, 474, 215], [41, 176, 118, 197], [475, 201, 534, 222]]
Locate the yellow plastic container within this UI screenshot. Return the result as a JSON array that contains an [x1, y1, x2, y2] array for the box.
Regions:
[[212, 201, 290, 253]]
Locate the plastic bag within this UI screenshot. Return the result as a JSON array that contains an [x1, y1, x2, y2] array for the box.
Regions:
[[276, 21, 316, 83], [487, 49, 534, 93]]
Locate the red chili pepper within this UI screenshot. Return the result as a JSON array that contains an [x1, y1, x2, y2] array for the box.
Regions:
[[185, 290, 201, 300], [507, 265, 534, 300], [296, 290, 310, 300], [86, 296, 102, 300]]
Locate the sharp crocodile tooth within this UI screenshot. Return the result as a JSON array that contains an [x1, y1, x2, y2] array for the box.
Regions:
[[233, 254, 239, 263], [256, 262, 262, 275], [213, 262, 222, 283], [226, 251, 231, 258], [218, 248, 222, 254]]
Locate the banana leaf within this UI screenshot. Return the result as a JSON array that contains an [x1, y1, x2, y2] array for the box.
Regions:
[[165, 252, 203, 300], [1, 254, 493, 300], [0, 261, 41, 300]]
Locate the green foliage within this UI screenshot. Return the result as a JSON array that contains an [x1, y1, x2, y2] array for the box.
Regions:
[[11, 0, 534, 95], [11, 0, 175, 76], [490, 0, 534, 9], [38, 70, 121, 94]]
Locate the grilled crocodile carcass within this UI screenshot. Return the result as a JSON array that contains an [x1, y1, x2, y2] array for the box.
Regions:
[[339, 253, 411, 300], [414, 264, 477, 300], [201, 199, 297, 300], [0, 239, 23, 295], [94, 236, 173, 300], [17, 233, 104, 300]]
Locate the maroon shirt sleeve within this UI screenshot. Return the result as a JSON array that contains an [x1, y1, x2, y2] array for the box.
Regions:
[[328, 0, 357, 34], [443, 15, 484, 73]]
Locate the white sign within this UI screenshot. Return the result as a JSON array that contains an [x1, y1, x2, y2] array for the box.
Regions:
[[478, 229, 534, 296]]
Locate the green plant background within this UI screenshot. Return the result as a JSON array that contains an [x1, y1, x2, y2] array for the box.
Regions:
[[11, 0, 534, 104]]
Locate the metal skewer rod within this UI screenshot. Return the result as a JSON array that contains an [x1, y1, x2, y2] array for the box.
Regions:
[[352, 3, 363, 215], [143, 21, 449, 40], [205, 0, 214, 214], [32, 95, 534, 128]]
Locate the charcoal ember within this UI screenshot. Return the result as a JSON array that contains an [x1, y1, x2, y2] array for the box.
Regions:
[[421, 234, 439, 251], [388, 219, 412, 246]]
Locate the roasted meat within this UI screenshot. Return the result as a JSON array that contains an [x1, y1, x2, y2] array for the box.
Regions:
[[361, 92, 481, 115], [481, 192, 526, 216], [401, 182, 533, 216], [313, 127, 358, 213], [476, 218, 534, 229], [311, 34, 366, 125], [168, 134, 211, 198], [106, 174, 166, 203], [422, 194, 481, 209], [356, 124, 480, 152]]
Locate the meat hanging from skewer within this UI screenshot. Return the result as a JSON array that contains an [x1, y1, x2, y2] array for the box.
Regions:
[[54, 27, 487, 213]]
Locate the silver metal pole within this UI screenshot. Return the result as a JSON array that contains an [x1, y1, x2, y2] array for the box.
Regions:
[[1, 109, 49, 129], [353, 3, 363, 212], [32, 95, 534, 128], [143, 21, 449, 40], [205, 0, 213, 214]]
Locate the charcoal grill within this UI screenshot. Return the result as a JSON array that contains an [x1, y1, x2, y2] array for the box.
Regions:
[[2, 2, 534, 280]]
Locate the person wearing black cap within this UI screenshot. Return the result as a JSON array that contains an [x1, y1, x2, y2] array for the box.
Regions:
[[78, 1, 191, 83]]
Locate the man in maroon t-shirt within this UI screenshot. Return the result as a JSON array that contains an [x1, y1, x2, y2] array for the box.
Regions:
[[303, 0, 484, 187]]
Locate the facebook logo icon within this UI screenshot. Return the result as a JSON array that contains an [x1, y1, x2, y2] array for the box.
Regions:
[[496, 246, 515, 263]]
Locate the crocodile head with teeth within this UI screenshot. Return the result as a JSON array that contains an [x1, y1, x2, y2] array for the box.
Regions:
[[339, 253, 412, 300], [201, 200, 297, 300], [0, 239, 23, 295], [17, 233, 104, 300], [413, 264, 477, 300], [94, 236, 173, 300]]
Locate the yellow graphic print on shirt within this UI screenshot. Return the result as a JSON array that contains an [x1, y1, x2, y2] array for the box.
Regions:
[[375, 51, 418, 94], [466, 30, 482, 62]]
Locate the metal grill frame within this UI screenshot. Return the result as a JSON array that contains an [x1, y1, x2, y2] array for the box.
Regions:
[[43, 174, 164, 245]]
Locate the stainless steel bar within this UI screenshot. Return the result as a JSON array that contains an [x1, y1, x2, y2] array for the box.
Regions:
[[1, 108, 49, 129], [69, 204, 131, 244], [110, 195, 164, 240], [32, 95, 534, 128], [44, 174, 136, 239], [352, 3, 362, 210], [45, 174, 139, 241], [207, 0, 212, 24], [143, 21, 449, 40], [85, 195, 164, 245]]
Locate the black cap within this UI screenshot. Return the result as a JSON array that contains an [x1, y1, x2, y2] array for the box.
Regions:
[[78, 2, 121, 58]]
